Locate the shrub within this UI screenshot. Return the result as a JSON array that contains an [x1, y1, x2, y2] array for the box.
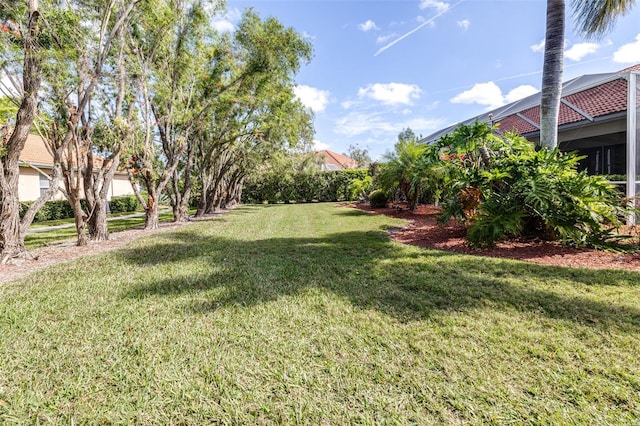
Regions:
[[109, 195, 141, 213], [369, 190, 388, 208], [348, 175, 373, 201], [437, 123, 637, 250], [466, 150, 633, 250], [19, 199, 80, 222], [242, 169, 368, 204]]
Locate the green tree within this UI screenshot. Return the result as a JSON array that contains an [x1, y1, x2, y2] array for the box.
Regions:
[[188, 9, 313, 216], [40, 0, 141, 246], [123, 0, 225, 228], [0, 97, 18, 121], [344, 143, 371, 168]]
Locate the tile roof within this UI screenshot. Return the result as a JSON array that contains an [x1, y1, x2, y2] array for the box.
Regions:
[[497, 113, 538, 134], [19, 134, 55, 166], [315, 150, 359, 170], [19, 133, 110, 169], [563, 78, 628, 118], [422, 63, 640, 142], [621, 64, 640, 72]]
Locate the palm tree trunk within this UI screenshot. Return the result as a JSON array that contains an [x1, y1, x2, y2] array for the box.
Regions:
[[540, 0, 565, 150]]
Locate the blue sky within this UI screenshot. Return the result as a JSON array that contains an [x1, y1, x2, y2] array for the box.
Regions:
[[220, 0, 640, 159]]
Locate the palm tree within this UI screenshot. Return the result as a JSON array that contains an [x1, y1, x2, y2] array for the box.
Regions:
[[572, 0, 637, 37], [378, 139, 426, 211], [540, 0, 637, 150], [540, 0, 565, 150]]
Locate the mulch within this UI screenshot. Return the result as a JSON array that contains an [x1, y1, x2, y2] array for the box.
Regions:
[[350, 203, 640, 271]]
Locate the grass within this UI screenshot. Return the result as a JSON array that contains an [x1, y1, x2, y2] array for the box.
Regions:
[[2, 203, 640, 424]]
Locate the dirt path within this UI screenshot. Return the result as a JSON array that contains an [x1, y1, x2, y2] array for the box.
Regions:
[[0, 214, 223, 285]]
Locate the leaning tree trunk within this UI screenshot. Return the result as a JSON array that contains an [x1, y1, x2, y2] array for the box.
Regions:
[[70, 197, 88, 246], [0, 2, 42, 263], [540, 0, 565, 150]]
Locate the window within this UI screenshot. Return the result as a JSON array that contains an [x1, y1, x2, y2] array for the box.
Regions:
[[39, 174, 50, 196]]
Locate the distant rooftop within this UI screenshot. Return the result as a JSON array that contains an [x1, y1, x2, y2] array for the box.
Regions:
[[314, 150, 359, 170]]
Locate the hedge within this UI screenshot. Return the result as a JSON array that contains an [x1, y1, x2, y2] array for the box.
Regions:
[[19, 195, 140, 222], [108, 195, 141, 214], [242, 169, 368, 204]]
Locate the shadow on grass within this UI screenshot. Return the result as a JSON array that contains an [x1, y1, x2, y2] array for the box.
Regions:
[[118, 226, 640, 331]]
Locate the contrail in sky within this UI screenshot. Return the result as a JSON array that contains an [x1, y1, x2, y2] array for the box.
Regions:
[[374, 0, 465, 57], [431, 55, 612, 95]]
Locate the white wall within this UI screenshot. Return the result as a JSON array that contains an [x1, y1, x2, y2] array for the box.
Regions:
[[19, 167, 134, 202]]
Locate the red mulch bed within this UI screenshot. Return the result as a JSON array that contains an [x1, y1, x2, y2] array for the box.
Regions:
[[350, 203, 640, 271]]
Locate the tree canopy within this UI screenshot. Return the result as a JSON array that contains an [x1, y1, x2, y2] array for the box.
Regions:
[[0, 0, 314, 262]]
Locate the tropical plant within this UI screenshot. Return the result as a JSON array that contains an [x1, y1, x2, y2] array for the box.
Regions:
[[348, 175, 373, 202], [437, 123, 636, 250], [378, 135, 426, 211], [368, 190, 388, 208]]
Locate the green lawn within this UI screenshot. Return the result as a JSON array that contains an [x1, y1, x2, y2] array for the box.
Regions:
[[2, 203, 639, 424]]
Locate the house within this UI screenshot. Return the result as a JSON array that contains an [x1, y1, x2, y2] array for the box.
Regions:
[[421, 64, 640, 213], [18, 133, 134, 201], [314, 150, 359, 170]]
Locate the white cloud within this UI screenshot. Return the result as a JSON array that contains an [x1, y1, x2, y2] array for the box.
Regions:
[[451, 82, 504, 108], [451, 82, 538, 109], [376, 33, 397, 44], [335, 112, 395, 137], [416, 15, 437, 28], [358, 19, 380, 32], [212, 19, 234, 33], [565, 42, 600, 61], [405, 117, 444, 131], [341, 100, 358, 109], [457, 19, 470, 30], [211, 8, 241, 33], [613, 33, 640, 63], [504, 85, 538, 103], [313, 139, 330, 150], [358, 83, 422, 105], [419, 0, 450, 13], [335, 111, 442, 137], [531, 39, 545, 52], [294, 85, 331, 113]]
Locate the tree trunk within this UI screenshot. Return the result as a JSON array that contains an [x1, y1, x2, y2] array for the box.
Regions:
[[144, 191, 159, 230], [0, 3, 42, 263], [0, 190, 24, 264], [87, 198, 109, 241], [71, 197, 88, 246], [540, 0, 565, 150], [173, 140, 195, 222], [195, 190, 208, 217]]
